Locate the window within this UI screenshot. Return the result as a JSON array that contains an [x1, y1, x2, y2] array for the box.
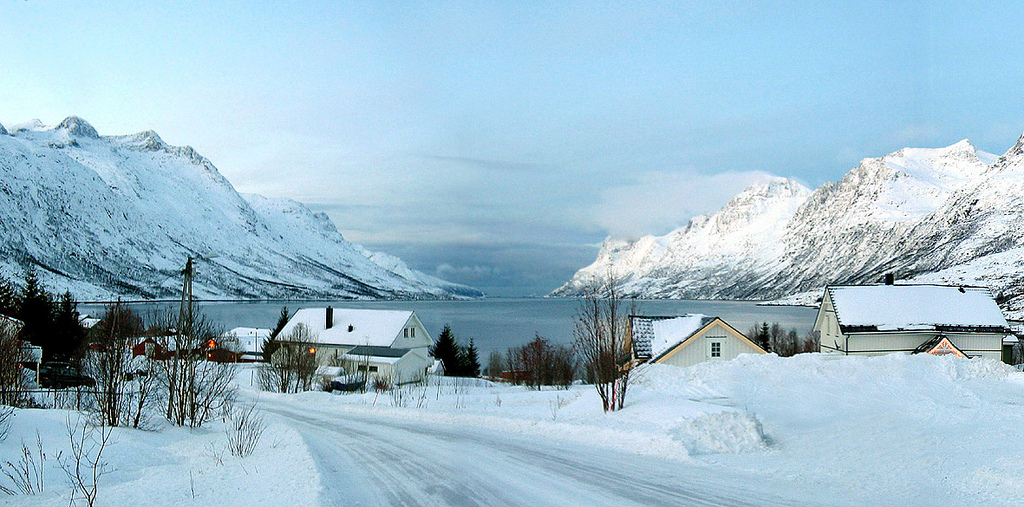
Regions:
[[357, 365, 367, 372], [403, 327, 415, 338], [710, 341, 722, 358], [369, 366, 378, 372]]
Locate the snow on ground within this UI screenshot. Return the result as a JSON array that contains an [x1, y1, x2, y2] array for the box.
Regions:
[[3, 354, 1024, 505], [0, 406, 318, 506]]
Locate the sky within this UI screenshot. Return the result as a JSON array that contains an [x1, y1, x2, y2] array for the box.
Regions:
[[3, 2, 1024, 296]]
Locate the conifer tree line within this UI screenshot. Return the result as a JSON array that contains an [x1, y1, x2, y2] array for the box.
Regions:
[[428, 324, 480, 377], [0, 270, 86, 363]]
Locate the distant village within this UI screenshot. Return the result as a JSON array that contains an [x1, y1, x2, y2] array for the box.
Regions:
[[4, 269, 1021, 403]]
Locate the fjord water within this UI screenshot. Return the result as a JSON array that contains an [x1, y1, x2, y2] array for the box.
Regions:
[[80, 298, 817, 356]]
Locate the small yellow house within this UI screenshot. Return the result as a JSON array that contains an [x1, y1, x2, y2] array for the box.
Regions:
[[629, 314, 766, 368]]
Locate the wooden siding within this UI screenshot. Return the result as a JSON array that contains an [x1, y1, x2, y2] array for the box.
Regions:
[[657, 321, 764, 368]]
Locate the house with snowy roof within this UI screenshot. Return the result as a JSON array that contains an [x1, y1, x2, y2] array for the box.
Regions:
[[628, 314, 765, 368], [814, 282, 1010, 360], [276, 307, 433, 383]]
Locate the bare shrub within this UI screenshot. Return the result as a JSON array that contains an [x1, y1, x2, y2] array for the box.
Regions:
[[0, 431, 45, 495], [0, 406, 12, 441], [225, 403, 266, 458], [152, 312, 237, 427], [57, 417, 111, 507], [507, 334, 577, 390], [372, 375, 393, 392]]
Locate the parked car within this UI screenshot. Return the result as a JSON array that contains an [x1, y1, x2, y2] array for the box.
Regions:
[[38, 362, 95, 389]]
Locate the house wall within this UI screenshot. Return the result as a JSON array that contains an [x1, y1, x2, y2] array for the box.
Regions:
[[389, 314, 432, 356], [844, 331, 1002, 360], [815, 295, 848, 353], [657, 322, 763, 368]]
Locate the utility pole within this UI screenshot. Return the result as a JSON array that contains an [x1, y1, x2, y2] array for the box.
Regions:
[[179, 256, 194, 340]]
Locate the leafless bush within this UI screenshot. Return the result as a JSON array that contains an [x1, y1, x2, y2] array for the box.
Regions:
[[372, 375, 393, 392], [257, 323, 319, 394], [225, 403, 266, 458], [0, 431, 45, 495], [507, 334, 577, 390], [57, 417, 111, 507], [152, 312, 237, 427], [0, 406, 12, 441]]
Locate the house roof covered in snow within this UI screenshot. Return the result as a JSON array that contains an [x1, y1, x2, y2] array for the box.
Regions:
[[631, 314, 715, 360], [278, 308, 415, 347], [826, 284, 1009, 333], [342, 345, 413, 364]]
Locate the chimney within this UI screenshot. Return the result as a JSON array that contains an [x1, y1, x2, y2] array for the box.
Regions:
[[884, 273, 895, 285], [326, 306, 334, 329]]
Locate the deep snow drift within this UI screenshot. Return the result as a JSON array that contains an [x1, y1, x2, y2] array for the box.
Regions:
[[0, 117, 481, 300], [3, 353, 1023, 505]]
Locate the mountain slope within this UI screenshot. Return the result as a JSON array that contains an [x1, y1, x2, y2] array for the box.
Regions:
[[555, 137, 1024, 315], [0, 117, 482, 300]]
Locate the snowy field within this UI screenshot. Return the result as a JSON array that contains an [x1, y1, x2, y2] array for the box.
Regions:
[[3, 353, 1024, 505]]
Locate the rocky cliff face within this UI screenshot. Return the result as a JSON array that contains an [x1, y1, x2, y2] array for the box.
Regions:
[[555, 137, 1024, 316], [0, 117, 482, 300]]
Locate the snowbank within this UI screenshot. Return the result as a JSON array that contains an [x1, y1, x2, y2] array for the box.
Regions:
[[0, 407, 318, 506]]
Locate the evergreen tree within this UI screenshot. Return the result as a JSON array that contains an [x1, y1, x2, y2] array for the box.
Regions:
[[50, 291, 86, 362], [17, 270, 55, 356], [263, 306, 289, 362], [271, 306, 290, 338], [757, 322, 772, 353], [464, 338, 481, 378], [0, 275, 16, 317], [429, 324, 462, 376]]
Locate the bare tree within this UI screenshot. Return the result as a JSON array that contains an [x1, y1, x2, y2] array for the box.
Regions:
[[573, 275, 635, 412], [85, 302, 144, 427], [153, 311, 236, 427], [258, 323, 319, 394], [0, 318, 29, 407]]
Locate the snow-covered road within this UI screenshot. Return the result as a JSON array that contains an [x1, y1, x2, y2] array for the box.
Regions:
[[263, 401, 816, 507]]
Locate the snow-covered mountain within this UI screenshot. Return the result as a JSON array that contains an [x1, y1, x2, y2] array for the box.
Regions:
[[555, 136, 1024, 316], [0, 117, 482, 300]]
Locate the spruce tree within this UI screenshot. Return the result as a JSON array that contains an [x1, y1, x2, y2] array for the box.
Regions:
[[0, 275, 16, 317], [271, 306, 290, 338], [17, 270, 55, 356], [429, 324, 462, 376], [50, 291, 86, 362], [465, 338, 481, 378]]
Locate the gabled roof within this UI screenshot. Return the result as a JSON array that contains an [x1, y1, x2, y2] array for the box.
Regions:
[[279, 308, 414, 347], [913, 335, 968, 358], [631, 314, 714, 360], [826, 284, 1009, 333]]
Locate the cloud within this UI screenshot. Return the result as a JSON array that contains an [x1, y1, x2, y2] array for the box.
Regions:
[[594, 170, 775, 238]]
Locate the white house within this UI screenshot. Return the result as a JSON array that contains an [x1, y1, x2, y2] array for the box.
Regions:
[[276, 307, 433, 383], [814, 284, 1010, 360], [629, 314, 765, 368]]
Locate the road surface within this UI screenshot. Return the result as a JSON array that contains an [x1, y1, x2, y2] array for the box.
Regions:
[[262, 400, 820, 507]]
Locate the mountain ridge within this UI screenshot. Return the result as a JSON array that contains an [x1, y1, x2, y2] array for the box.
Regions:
[[0, 117, 482, 300], [554, 136, 1024, 317]]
